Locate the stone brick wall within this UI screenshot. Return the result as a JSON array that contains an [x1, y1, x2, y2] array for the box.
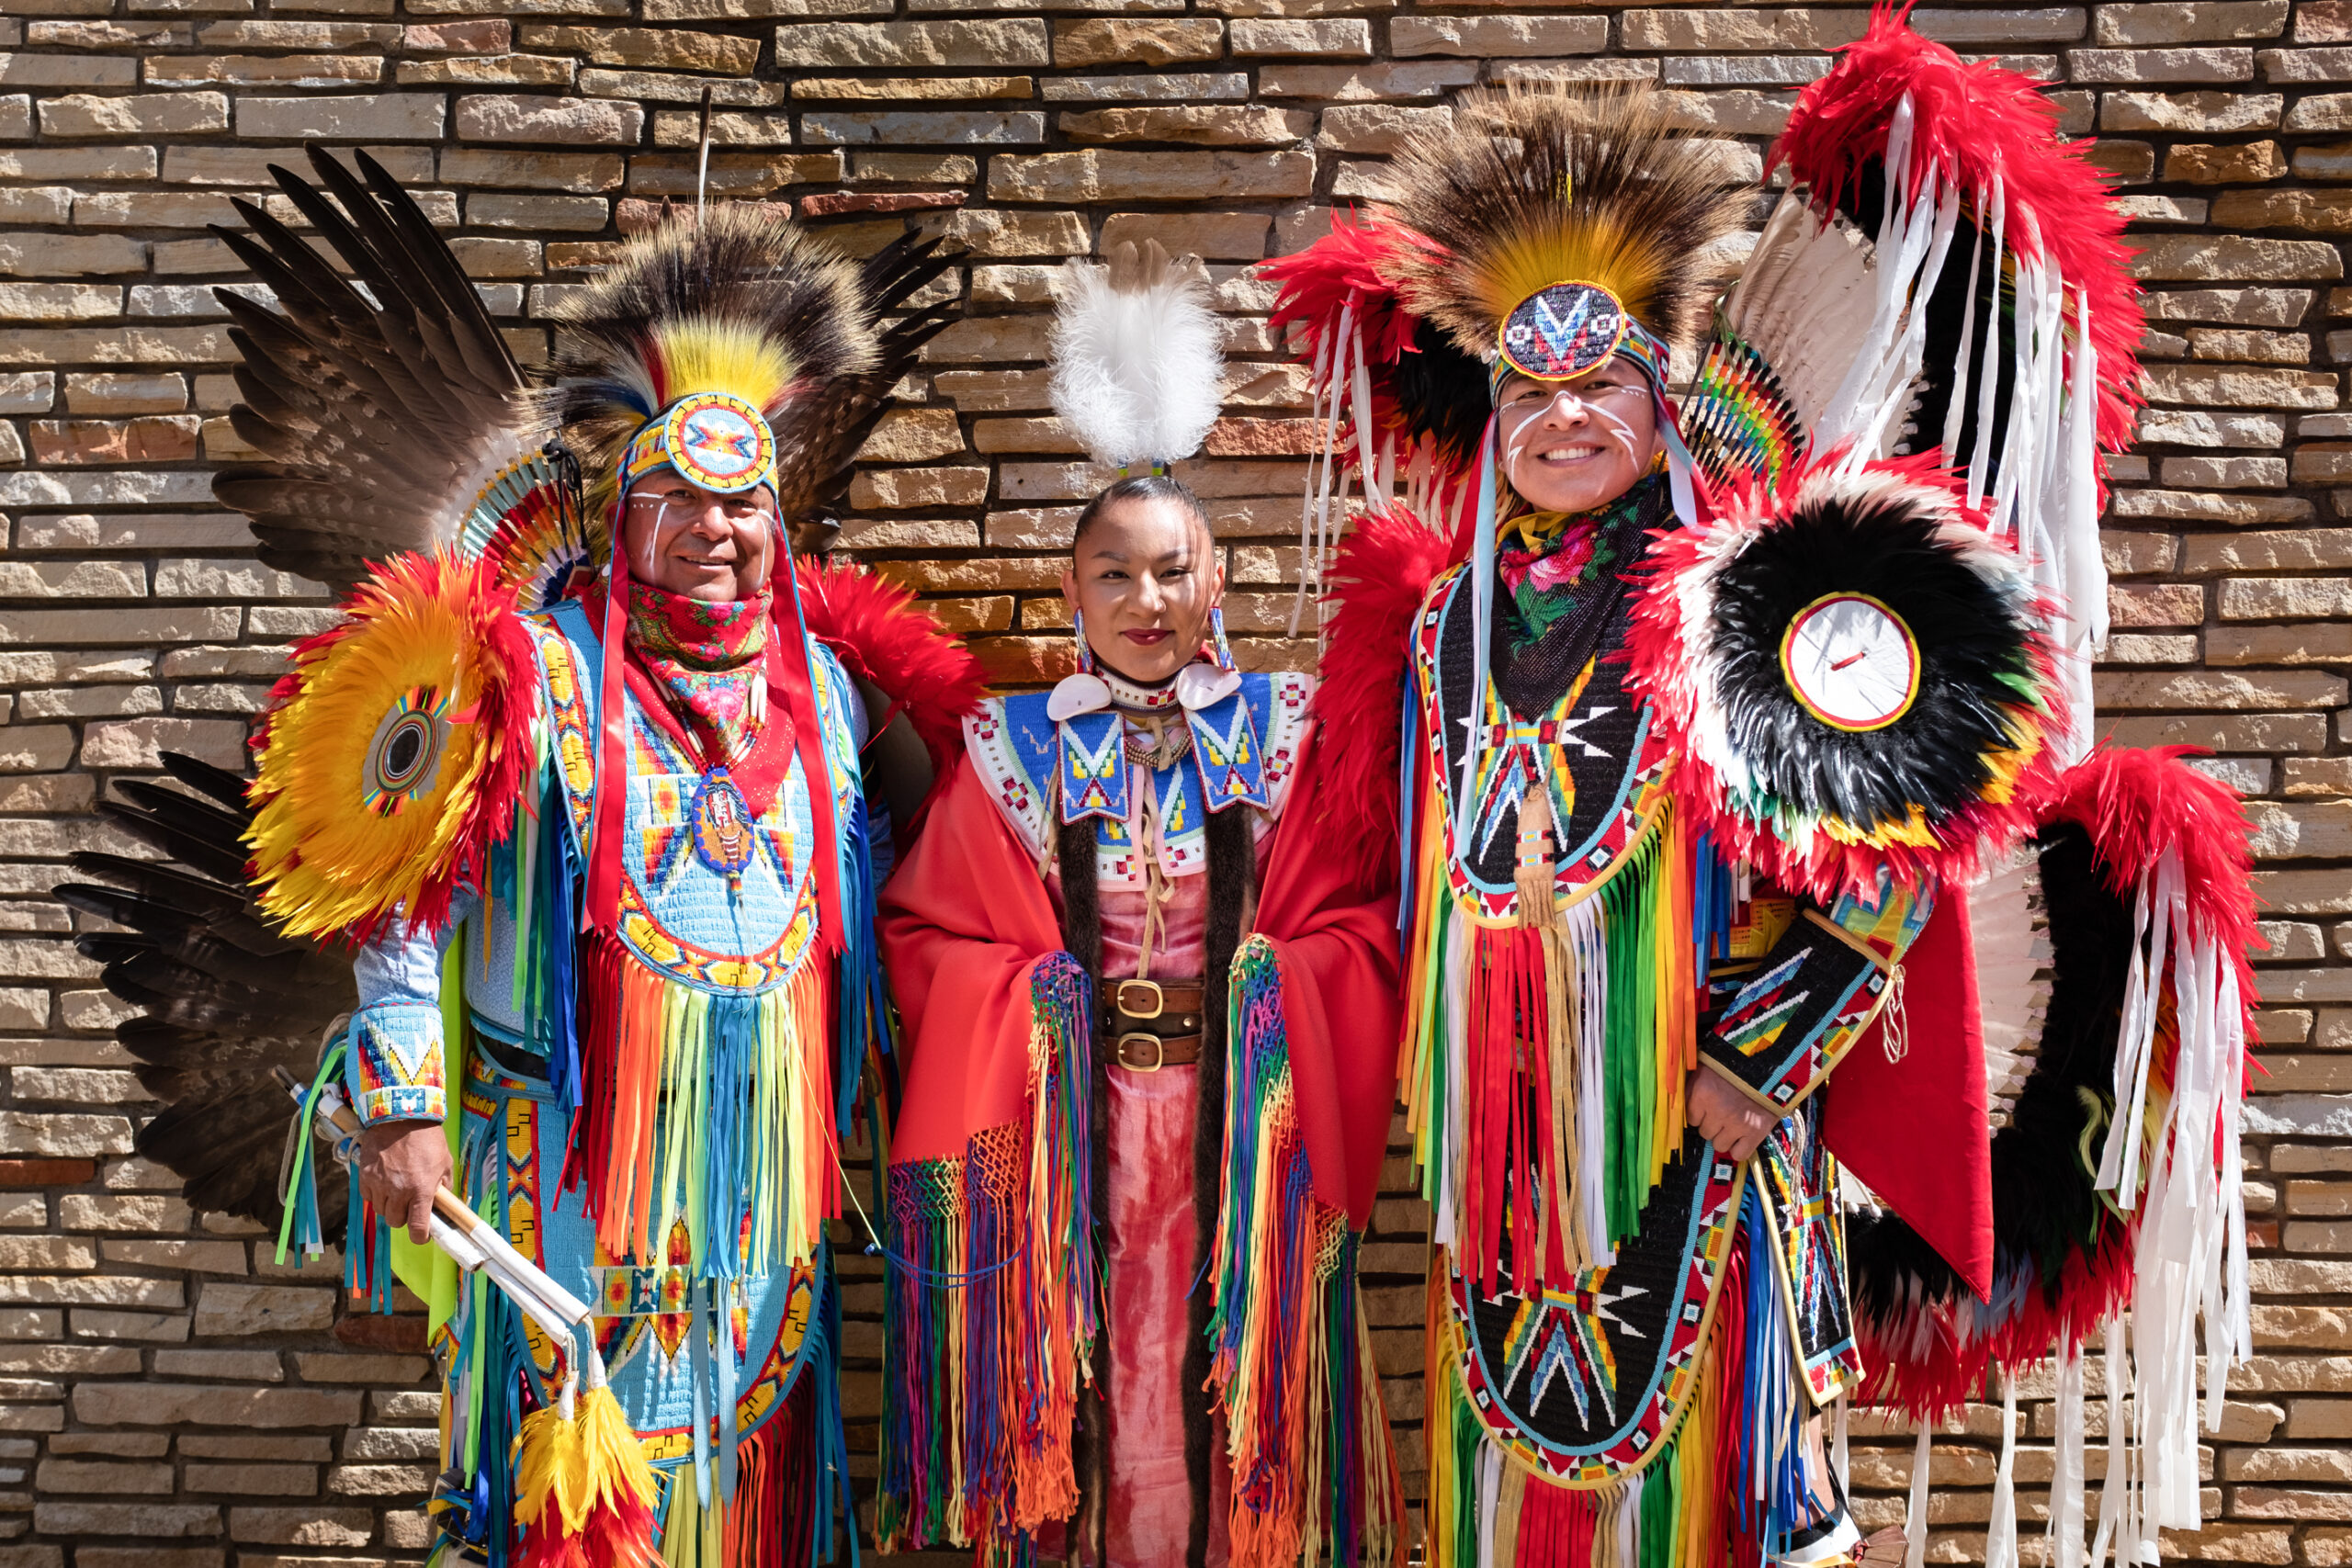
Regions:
[[0, 0, 2346, 1562]]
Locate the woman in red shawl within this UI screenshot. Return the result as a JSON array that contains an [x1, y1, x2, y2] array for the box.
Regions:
[[875, 474, 1403, 1567]]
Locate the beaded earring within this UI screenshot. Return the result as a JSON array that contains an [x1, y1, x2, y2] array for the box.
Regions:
[[1209, 605, 1236, 672], [1073, 605, 1096, 674]]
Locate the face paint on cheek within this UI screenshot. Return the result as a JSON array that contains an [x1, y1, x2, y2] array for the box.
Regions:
[[631, 502, 688, 583], [1592, 404, 1641, 462], [744, 516, 776, 589]]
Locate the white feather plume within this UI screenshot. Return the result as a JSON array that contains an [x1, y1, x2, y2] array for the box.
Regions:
[[1047, 243, 1226, 471]]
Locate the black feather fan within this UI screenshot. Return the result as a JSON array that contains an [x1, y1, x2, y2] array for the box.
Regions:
[[51, 756, 355, 1230], [1705, 477, 2042, 836]]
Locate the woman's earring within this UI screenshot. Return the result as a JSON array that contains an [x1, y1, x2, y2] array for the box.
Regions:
[[1072, 605, 1096, 674], [1209, 605, 1236, 672]]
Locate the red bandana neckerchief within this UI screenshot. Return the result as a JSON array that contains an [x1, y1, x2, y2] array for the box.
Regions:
[[582, 581, 797, 848], [579, 567, 842, 955], [626, 581, 770, 764]]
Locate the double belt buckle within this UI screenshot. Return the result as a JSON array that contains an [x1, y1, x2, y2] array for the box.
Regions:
[[1112, 979, 1164, 1071]]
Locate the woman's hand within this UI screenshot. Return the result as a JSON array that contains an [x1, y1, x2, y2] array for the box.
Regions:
[[357, 1122, 452, 1245], [1686, 1066, 1779, 1162]]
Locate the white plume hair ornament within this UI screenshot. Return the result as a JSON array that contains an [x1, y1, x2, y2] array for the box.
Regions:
[[1047, 239, 1226, 474]]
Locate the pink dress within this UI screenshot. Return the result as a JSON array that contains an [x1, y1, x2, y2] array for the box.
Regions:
[[1049, 867, 1238, 1567]]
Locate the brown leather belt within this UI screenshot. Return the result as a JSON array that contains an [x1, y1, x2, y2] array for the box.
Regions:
[[1096, 976, 1205, 1071]]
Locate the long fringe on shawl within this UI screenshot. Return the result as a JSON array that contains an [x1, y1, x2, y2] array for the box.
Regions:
[[1207, 937, 1404, 1568], [876, 952, 1098, 1559]]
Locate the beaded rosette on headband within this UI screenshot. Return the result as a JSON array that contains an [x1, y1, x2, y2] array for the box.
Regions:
[[618, 389, 780, 500]]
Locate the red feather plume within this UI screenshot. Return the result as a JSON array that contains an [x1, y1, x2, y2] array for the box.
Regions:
[[1772, 6, 2144, 463], [790, 556, 986, 781], [1306, 508, 1460, 889], [1262, 210, 1419, 378], [2043, 742, 2264, 1025]]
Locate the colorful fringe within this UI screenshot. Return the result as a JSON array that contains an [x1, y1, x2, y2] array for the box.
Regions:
[[877, 952, 1096, 1559], [1400, 798, 1723, 1300], [566, 941, 833, 1280], [1207, 937, 1403, 1568], [1420, 1197, 1831, 1568]]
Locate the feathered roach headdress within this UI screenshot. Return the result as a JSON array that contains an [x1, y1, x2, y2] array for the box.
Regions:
[[1264, 86, 1747, 627], [543, 204, 883, 530], [1381, 85, 1749, 393]]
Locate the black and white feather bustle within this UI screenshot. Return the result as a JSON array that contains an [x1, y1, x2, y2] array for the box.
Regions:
[[1628, 457, 2064, 900]]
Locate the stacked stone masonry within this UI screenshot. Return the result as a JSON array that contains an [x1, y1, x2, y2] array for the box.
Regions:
[[0, 0, 2343, 1561]]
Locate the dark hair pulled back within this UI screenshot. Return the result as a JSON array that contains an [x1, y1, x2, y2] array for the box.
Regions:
[[1070, 472, 1211, 547]]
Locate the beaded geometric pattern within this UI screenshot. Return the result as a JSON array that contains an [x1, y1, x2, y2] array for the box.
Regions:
[[1681, 330, 1808, 491]]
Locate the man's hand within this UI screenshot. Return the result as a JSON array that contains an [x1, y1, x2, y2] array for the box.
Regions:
[[357, 1122, 452, 1245], [1687, 1066, 1779, 1162]]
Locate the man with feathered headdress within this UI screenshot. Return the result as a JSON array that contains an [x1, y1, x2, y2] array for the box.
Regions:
[[1273, 23, 2255, 1567], [63, 153, 985, 1568]]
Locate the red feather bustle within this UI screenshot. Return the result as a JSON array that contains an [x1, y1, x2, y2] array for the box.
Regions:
[[788, 556, 986, 782], [1854, 744, 2261, 1417], [1262, 210, 1420, 397], [1261, 213, 1487, 529], [2045, 741, 2263, 1040], [1771, 5, 2144, 465], [1306, 507, 1459, 891]]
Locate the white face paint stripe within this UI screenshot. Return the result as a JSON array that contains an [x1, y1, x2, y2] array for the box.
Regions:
[[1498, 386, 1653, 475], [623, 491, 781, 593]]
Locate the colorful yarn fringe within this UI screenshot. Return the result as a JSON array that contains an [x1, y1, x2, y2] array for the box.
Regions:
[[876, 952, 1097, 1559], [566, 941, 833, 1280], [1207, 937, 1403, 1568], [1399, 797, 1714, 1299], [1420, 1205, 1810, 1568]]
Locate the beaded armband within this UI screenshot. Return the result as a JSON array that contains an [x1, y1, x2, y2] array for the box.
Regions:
[[346, 998, 447, 1126]]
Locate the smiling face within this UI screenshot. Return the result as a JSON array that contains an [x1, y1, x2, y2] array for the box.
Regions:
[[1498, 355, 1663, 516], [1061, 492, 1224, 686], [620, 468, 776, 602]]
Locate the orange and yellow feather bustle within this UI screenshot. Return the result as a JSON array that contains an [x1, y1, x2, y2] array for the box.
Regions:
[[246, 547, 539, 945]]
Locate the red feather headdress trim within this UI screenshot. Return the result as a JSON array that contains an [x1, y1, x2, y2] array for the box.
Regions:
[[790, 555, 986, 783]]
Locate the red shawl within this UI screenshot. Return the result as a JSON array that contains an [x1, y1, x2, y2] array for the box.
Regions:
[[881, 718, 1399, 1225]]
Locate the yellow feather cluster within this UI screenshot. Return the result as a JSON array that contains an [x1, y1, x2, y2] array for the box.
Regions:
[[514, 1400, 589, 1540], [1459, 213, 1667, 352], [650, 315, 799, 415], [1379, 85, 1749, 365], [246, 549, 532, 940]]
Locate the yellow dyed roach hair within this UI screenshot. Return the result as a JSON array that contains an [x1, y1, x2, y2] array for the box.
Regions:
[[543, 203, 879, 525], [1378, 84, 1751, 367]]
